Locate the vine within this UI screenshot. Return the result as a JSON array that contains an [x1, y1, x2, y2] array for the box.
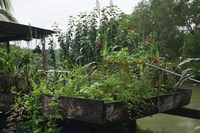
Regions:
[[22, 79, 63, 133], [6, 79, 63, 133]]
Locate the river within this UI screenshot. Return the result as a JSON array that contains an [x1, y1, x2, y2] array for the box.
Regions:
[[137, 83, 200, 133]]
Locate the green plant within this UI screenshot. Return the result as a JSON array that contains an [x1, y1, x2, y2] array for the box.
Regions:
[[48, 37, 57, 70], [0, 46, 41, 93], [52, 44, 158, 120], [10, 60, 44, 94], [172, 58, 200, 107], [195, 125, 200, 130], [21, 79, 63, 133], [4, 1, 199, 132], [2, 109, 24, 133], [53, 2, 133, 67]]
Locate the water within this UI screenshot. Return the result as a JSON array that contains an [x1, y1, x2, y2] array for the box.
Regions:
[[137, 83, 200, 133]]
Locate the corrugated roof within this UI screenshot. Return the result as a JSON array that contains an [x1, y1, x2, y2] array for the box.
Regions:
[[0, 21, 55, 42]]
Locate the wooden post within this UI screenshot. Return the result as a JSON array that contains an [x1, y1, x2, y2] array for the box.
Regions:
[[157, 70, 161, 112], [128, 111, 137, 133], [128, 119, 136, 133], [44, 50, 48, 70], [42, 36, 47, 70], [6, 41, 10, 53]]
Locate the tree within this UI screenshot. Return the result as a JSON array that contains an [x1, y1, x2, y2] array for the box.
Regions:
[[127, 0, 200, 59], [0, 0, 17, 22]]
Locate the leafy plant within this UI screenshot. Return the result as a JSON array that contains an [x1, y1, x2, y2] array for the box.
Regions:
[[195, 125, 200, 130], [48, 38, 57, 70], [0, 46, 40, 93], [21, 79, 63, 133], [2, 109, 24, 133], [2, 1, 199, 132]]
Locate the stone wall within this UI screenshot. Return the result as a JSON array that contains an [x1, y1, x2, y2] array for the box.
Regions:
[[0, 72, 13, 92]]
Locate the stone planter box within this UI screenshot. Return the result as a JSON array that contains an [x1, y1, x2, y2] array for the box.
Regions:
[[0, 89, 192, 125], [0, 72, 13, 91], [40, 88, 192, 125], [0, 93, 15, 112]]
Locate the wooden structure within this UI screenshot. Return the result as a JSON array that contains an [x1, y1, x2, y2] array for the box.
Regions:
[[0, 20, 55, 70]]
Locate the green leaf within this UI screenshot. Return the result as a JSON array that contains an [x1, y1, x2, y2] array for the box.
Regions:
[[90, 95, 95, 99], [195, 126, 200, 130], [49, 101, 55, 107], [98, 90, 104, 95], [174, 72, 194, 89], [177, 58, 200, 68]]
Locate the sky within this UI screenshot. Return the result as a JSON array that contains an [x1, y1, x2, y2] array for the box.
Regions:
[[11, 0, 141, 49]]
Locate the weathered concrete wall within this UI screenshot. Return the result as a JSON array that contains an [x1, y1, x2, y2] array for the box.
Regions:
[[0, 73, 13, 91], [0, 93, 15, 111], [41, 95, 105, 124], [0, 89, 192, 125]]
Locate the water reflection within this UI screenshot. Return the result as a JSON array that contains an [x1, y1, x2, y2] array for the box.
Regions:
[[137, 83, 200, 133]]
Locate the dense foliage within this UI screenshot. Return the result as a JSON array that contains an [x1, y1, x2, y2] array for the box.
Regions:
[[128, 0, 199, 60], [0, 0, 200, 132]]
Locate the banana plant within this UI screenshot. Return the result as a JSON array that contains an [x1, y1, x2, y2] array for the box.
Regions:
[[172, 58, 200, 108], [174, 58, 200, 88]]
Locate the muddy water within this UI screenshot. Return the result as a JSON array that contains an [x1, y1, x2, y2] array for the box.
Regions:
[[137, 83, 200, 133]]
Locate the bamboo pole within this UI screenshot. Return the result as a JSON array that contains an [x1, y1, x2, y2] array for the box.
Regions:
[[146, 63, 200, 84]]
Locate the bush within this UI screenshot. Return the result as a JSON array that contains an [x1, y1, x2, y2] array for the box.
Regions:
[[182, 31, 200, 79]]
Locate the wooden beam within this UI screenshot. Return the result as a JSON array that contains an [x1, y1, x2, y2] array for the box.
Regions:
[[163, 107, 200, 119], [0, 21, 55, 42], [0, 31, 49, 42], [0, 34, 31, 42]]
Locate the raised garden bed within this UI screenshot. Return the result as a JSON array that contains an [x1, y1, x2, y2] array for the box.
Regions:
[[41, 88, 192, 125], [0, 89, 192, 125]]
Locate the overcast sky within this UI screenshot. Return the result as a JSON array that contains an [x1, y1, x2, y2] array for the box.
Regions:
[[11, 0, 141, 48]]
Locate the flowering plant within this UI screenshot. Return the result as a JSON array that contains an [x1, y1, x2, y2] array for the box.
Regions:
[[49, 2, 178, 120], [52, 4, 125, 67], [0, 46, 38, 73]]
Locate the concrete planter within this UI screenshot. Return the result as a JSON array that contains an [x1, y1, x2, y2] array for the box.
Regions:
[[0, 93, 15, 112], [0, 89, 192, 124], [40, 89, 192, 125]]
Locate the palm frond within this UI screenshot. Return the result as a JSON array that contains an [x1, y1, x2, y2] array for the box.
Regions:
[[176, 58, 200, 68], [0, 9, 17, 22], [0, 0, 13, 12]]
